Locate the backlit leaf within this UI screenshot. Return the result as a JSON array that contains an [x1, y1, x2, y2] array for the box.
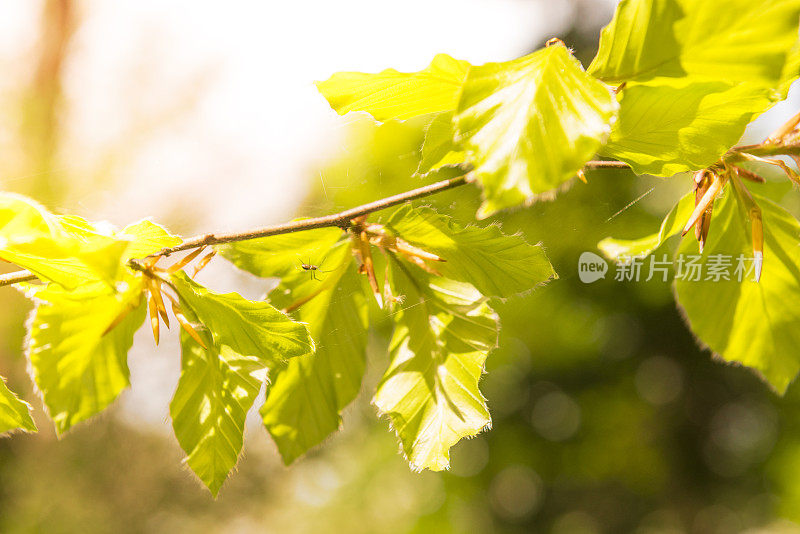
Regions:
[[25, 276, 147, 433], [317, 54, 470, 121], [261, 242, 368, 464], [674, 188, 800, 393], [220, 231, 369, 464], [454, 43, 618, 216], [383, 204, 556, 298], [589, 0, 800, 177], [118, 219, 182, 260], [0, 376, 36, 435], [170, 272, 313, 364], [170, 319, 264, 496], [601, 80, 780, 176], [0, 193, 129, 288], [217, 227, 343, 279], [589, 0, 800, 85], [375, 258, 498, 471]]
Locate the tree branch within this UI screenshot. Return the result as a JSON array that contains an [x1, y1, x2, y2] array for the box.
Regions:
[[151, 171, 475, 257], [0, 159, 649, 288]]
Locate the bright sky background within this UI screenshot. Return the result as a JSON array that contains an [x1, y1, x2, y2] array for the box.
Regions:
[[62, 0, 610, 230]]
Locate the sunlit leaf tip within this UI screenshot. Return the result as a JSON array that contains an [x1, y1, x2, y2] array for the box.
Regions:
[[316, 53, 470, 121], [118, 219, 182, 260], [375, 260, 498, 471], [0, 376, 37, 435]]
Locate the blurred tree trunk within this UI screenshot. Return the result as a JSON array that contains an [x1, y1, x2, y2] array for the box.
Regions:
[[20, 0, 75, 203], [0, 0, 76, 434]]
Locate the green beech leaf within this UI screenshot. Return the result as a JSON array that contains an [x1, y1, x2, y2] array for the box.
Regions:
[[601, 80, 781, 176], [167, 273, 314, 488], [0, 376, 36, 434], [25, 277, 147, 433], [118, 219, 182, 259], [454, 43, 618, 217], [375, 258, 498, 471], [588, 0, 800, 177], [416, 112, 464, 174], [170, 272, 313, 364], [0, 193, 129, 288], [170, 319, 264, 496], [220, 231, 369, 464], [261, 242, 368, 464], [317, 54, 470, 121], [598, 192, 694, 261], [383, 204, 556, 298], [674, 188, 800, 394], [217, 227, 343, 279], [589, 0, 800, 85]]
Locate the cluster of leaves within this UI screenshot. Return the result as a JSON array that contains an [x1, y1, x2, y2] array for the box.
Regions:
[[316, 0, 800, 393], [0, 191, 554, 494], [318, 0, 800, 214], [4, 0, 800, 497]]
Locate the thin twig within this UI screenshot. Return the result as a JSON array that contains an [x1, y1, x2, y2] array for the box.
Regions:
[[0, 159, 655, 288], [149, 171, 475, 257], [0, 269, 36, 286], [584, 160, 630, 169]]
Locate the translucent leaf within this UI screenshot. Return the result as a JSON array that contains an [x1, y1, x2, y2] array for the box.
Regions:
[[0, 376, 36, 435], [55, 215, 131, 281], [375, 258, 498, 471], [216, 226, 343, 279], [598, 192, 694, 261], [383, 204, 556, 298], [416, 111, 464, 174], [316, 54, 470, 121], [674, 188, 800, 393], [0, 193, 129, 288], [25, 277, 147, 434], [454, 43, 618, 217], [589, 0, 800, 176], [220, 232, 369, 463], [588, 0, 800, 85], [261, 242, 368, 464], [170, 272, 313, 364], [601, 79, 781, 176], [118, 219, 182, 260], [170, 318, 264, 496]]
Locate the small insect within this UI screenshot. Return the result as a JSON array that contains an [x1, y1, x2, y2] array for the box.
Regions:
[[299, 259, 332, 281]]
